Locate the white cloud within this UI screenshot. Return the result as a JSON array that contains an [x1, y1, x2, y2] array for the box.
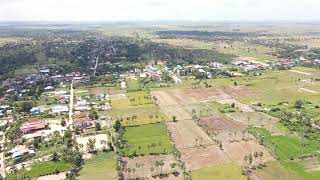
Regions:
[[0, 0, 319, 21]]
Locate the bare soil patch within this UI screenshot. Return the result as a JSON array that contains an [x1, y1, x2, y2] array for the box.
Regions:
[[151, 90, 197, 106], [160, 106, 192, 120], [222, 86, 256, 97], [186, 88, 231, 102], [225, 112, 279, 127], [223, 140, 274, 165], [76, 134, 109, 153], [180, 145, 230, 171], [199, 116, 249, 142], [122, 154, 182, 180], [166, 120, 213, 149]]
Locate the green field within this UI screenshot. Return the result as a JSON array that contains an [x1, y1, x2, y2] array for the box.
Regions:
[[249, 127, 320, 160], [8, 161, 70, 180], [152, 38, 279, 63], [79, 152, 117, 180], [191, 163, 246, 180], [121, 123, 173, 156], [105, 90, 170, 126], [249, 127, 320, 180], [182, 67, 320, 105], [253, 161, 299, 180]]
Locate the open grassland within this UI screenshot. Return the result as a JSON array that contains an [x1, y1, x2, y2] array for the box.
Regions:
[[112, 91, 156, 109], [182, 67, 320, 105], [104, 90, 171, 126], [122, 154, 182, 180], [121, 123, 173, 156], [252, 161, 299, 180], [249, 127, 320, 180], [151, 38, 279, 63], [8, 161, 70, 180], [248, 127, 320, 160], [79, 152, 116, 180], [191, 163, 246, 180]]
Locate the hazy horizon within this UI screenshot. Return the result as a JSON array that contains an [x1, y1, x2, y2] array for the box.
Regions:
[[1, 0, 319, 22]]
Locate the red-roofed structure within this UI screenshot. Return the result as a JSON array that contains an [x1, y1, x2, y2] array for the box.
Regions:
[[20, 120, 48, 134]]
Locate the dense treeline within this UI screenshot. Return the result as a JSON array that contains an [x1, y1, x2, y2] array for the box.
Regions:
[[156, 30, 259, 40], [0, 48, 37, 77], [0, 31, 234, 78]]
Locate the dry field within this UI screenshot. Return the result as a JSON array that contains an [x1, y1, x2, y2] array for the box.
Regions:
[[223, 140, 274, 165], [180, 145, 230, 171], [152, 87, 254, 112], [151, 90, 197, 106], [121, 154, 182, 180], [166, 120, 213, 149], [225, 112, 279, 127], [199, 116, 249, 142], [216, 98, 254, 112], [160, 106, 192, 120], [76, 134, 109, 153]]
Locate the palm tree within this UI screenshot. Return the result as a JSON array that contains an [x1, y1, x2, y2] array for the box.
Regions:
[[159, 160, 165, 175], [254, 152, 259, 166], [244, 155, 248, 168], [155, 161, 159, 175], [259, 151, 264, 165], [172, 116, 177, 122]]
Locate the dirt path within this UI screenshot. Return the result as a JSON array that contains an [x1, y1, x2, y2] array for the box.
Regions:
[[0, 133, 5, 178], [289, 70, 312, 76], [300, 88, 318, 93], [68, 80, 74, 126]]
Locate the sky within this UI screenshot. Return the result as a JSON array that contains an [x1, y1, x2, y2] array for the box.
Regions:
[[0, 0, 319, 21]]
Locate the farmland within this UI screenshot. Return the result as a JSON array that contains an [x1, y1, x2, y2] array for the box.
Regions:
[[121, 123, 173, 156], [191, 163, 246, 180], [79, 152, 117, 180], [121, 154, 182, 179], [2, 22, 320, 180]]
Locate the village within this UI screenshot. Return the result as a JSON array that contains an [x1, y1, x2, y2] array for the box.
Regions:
[[1, 20, 320, 180]]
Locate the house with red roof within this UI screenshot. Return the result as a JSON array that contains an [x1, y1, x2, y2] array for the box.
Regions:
[[20, 120, 48, 134]]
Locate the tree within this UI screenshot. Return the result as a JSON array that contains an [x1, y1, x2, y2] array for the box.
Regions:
[[61, 119, 66, 127], [113, 120, 122, 132], [89, 109, 98, 120], [95, 122, 101, 131], [233, 81, 238, 86], [158, 160, 165, 174], [17, 101, 34, 113], [294, 100, 303, 109], [86, 138, 96, 153], [51, 152, 59, 161], [172, 116, 177, 122], [6, 124, 22, 142]]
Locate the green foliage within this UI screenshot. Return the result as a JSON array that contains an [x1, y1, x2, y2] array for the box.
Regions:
[[113, 120, 122, 133], [89, 109, 98, 120], [95, 122, 101, 131], [7, 161, 70, 180], [121, 123, 173, 156]]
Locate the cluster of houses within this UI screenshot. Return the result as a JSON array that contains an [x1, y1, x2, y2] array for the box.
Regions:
[[274, 56, 320, 68], [232, 60, 270, 71]]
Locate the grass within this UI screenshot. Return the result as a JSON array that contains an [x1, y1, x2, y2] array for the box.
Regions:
[[249, 127, 320, 180], [121, 123, 173, 156], [191, 163, 246, 180], [182, 68, 320, 105], [79, 151, 117, 180], [105, 90, 171, 126], [7, 161, 70, 180], [111, 91, 156, 110], [151, 38, 279, 63], [253, 161, 299, 180], [248, 127, 320, 160]]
